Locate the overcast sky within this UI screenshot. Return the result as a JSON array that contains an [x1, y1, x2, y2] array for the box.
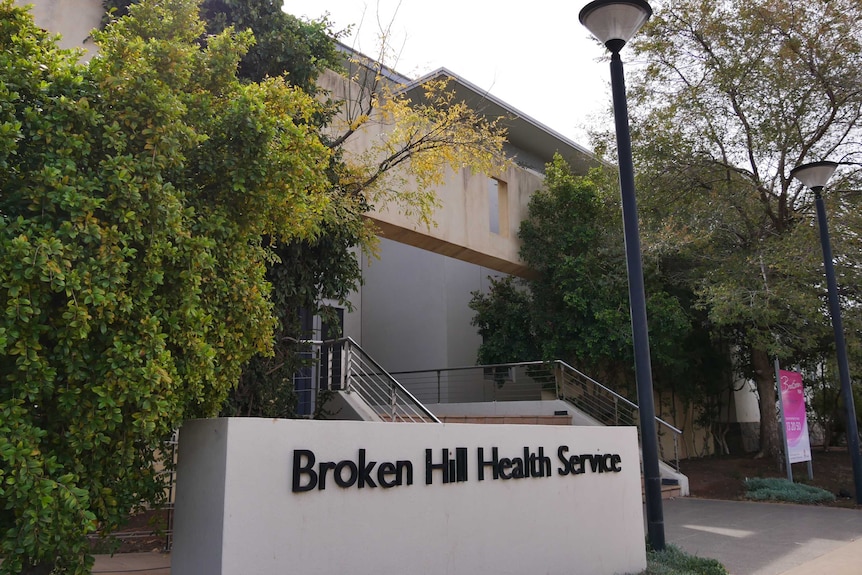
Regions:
[[284, 0, 613, 149]]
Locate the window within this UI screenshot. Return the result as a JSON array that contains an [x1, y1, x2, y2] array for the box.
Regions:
[[488, 177, 509, 236]]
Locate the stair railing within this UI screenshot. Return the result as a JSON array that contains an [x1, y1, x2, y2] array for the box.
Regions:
[[555, 360, 681, 472], [316, 337, 441, 423], [390, 360, 682, 471]]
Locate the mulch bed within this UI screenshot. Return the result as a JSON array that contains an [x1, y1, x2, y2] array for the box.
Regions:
[[679, 448, 859, 508], [89, 508, 172, 554]]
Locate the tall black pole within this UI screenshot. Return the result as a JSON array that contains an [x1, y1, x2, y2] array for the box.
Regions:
[[610, 50, 666, 549], [813, 188, 862, 504]]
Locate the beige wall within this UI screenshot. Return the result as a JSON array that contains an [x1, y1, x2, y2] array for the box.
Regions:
[[348, 237, 505, 372], [16, 0, 102, 60], [173, 418, 648, 575], [319, 69, 542, 278], [22, 3, 545, 278], [656, 391, 714, 460], [371, 164, 541, 277]]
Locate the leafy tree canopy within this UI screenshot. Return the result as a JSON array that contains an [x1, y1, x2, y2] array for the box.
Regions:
[[195, 2, 508, 417], [105, 0, 509, 420], [199, 0, 341, 90], [615, 0, 862, 456], [470, 156, 726, 407], [0, 0, 333, 571]]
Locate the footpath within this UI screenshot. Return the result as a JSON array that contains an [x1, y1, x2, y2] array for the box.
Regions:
[[663, 498, 862, 575], [92, 498, 862, 575]]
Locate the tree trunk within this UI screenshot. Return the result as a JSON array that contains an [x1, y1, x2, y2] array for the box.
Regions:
[[752, 347, 781, 460]]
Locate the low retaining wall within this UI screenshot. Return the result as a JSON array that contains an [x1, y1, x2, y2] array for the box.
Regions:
[[172, 418, 646, 575]]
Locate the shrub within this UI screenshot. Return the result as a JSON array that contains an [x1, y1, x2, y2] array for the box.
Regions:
[[744, 477, 836, 504], [642, 544, 728, 575]]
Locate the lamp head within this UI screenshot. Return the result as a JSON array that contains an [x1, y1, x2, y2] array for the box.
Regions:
[[790, 161, 839, 192], [579, 0, 653, 54]]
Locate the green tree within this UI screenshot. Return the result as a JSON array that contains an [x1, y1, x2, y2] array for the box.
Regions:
[[469, 276, 539, 365], [617, 0, 862, 458], [190, 1, 507, 417], [0, 0, 333, 571], [103, 1, 508, 418], [470, 156, 726, 424], [198, 0, 341, 90], [129, 0, 368, 417]]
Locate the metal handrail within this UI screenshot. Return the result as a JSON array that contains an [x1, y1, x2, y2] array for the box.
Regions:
[[321, 337, 441, 423], [555, 360, 681, 471], [390, 359, 682, 471], [555, 360, 682, 431]]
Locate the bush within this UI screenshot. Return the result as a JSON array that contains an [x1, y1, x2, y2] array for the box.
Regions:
[[744, 477, 836, 504], [641, 544, 728, 575], [0, 0, 331, 572]]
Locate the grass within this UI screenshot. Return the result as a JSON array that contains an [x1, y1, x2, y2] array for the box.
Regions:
[[634, 544, 728, 575], [744, 477, 836, 504]]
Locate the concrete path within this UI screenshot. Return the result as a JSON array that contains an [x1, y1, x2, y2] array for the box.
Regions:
[[663, 498, 862, 575], [92, 551, 170, 574], [93, 498, 862, 574]]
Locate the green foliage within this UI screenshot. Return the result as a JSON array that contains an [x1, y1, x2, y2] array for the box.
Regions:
[[224, 207, 369, 418], [0, 0, 332, 571], [203, 4, 508, 418], [470, 156, 732, 438], [470, 277, 539, 365], [744, 477, 836, 504], [100, 0, 361, 417], [612, 0, 862, 456], [472, 156, 723, 396], [200, 0, 342, 90], [517, 156, 636, 378], [641, 544, 728, 575], [105, 0, 342, 92]]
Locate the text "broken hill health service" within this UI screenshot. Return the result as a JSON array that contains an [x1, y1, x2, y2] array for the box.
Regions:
[[292, 446, 624, 492]]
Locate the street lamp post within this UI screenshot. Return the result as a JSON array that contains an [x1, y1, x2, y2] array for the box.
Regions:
[[579, 0, 665, 549], [790, 161, 862, 504]]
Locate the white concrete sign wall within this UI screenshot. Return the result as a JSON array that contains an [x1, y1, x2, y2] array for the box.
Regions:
[[172, 418, 646, 575]]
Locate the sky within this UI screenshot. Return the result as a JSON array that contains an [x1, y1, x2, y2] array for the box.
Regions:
[[284, 0, 614, 149]]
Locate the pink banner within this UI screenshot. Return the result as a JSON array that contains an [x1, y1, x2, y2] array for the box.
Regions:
[[780, 370, 812, 464]]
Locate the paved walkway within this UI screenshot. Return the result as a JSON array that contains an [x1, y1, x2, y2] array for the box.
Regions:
[[92, 498, 862, 574], [663, 498, 862, 575], [92, 551, 169, 574]]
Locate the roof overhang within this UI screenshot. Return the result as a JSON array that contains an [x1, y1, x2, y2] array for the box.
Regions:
[[401, 68, 601, 175]]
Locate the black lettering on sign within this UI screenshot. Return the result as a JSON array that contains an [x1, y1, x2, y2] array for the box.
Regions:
[[477, 447, 499, 481], [499, 457, 514, 479], [319, 461, 336, 490], [334, 460, 358, 488], [378, 462, 398, 488], [425, 448, 467, 485], [557, 445, 570, 476], [292, 449, 414, 492], [293, 446, 622, 492], [292, 449, 317, 492], [556, 446, 623, 477], [357, 449, 377, 488], [530, 447, 552, 478]]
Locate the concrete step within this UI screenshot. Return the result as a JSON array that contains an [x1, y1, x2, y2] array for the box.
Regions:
[[439, 414, 573, 425], [379, 414, 573, 425], [377, 413, 438, 423], [643, 478, 681, 500]]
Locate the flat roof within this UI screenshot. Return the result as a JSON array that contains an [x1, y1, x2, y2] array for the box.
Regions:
[[335, 43, 601, 175], [402, 68, 601, 175]]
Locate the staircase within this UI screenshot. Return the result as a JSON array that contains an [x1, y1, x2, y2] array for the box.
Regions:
[[301, 339, 687, 496], [308, 337, 441, 423]]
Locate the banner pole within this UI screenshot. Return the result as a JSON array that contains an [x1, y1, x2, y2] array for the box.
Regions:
[[774, 359, 793, 482]]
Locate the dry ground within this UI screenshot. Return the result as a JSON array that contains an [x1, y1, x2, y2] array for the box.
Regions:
[[680, 447, 859, 508]]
